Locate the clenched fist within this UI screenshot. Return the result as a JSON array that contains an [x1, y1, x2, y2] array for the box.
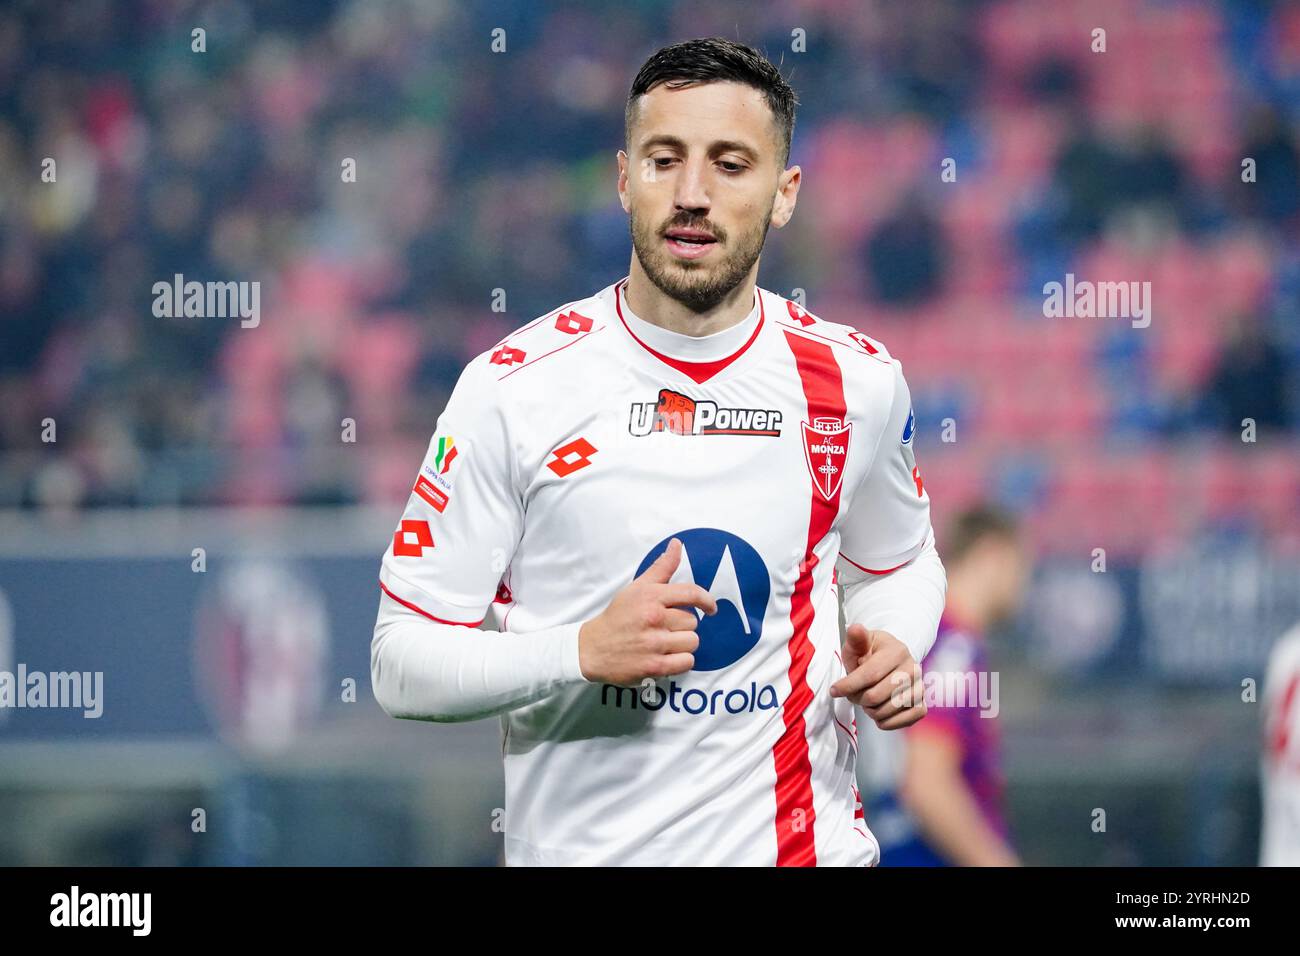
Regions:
[[831, 624, 926, 729], [578, 537, 718, 686]]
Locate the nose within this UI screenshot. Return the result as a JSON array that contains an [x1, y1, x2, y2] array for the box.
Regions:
[[673, 157, 711, 216]]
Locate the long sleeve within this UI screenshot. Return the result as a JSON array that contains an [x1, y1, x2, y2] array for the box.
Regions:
[[835, 351, 946, 664], [839, 526, 946, 664], [370, 594, 590, 723], [370, 348, 589, 723]]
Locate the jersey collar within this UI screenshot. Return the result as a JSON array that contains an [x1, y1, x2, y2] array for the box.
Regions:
[[613, 276, 765, 384]]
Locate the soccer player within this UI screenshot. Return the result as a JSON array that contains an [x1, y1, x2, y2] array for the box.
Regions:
[[865, 506, 1027, 866], [370, 37, 947, 866], [1260, 620, 1300, 866]]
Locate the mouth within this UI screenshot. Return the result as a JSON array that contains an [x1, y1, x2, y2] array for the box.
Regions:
[[664, 229, 718, 260]]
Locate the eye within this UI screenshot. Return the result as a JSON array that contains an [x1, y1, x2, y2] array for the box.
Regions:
[[718, 161, 746, 174], [652, 157, 677, 168]]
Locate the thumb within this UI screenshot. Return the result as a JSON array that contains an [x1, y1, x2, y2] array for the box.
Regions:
[[638, 537, 682, 584]]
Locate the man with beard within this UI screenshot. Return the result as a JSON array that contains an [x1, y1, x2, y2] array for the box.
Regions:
[[371, 37, 947, 866]]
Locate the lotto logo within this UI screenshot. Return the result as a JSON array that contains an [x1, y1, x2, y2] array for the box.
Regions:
[[847, 330, 878, 354], [491, 344, 526, 366], [786, 300, 815, 327], [393, 519, 434, 557], [547, 437, 597, 477], [555, 311, 594, 335]]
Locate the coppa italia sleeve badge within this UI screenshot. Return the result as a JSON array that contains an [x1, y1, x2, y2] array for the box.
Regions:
[[800, 417, 852, 501], [413, 435, 457, 511]]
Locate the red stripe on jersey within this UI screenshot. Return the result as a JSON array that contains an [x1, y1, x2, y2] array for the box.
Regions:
[[838, 531, 927, 576], [834, 715, 858, 754], [379, 581, 484, 627], [837, 551, 911, 575], [1269, 673, 1300, 763], [614, 279, 764, 384], [772, 329, 850, 866]]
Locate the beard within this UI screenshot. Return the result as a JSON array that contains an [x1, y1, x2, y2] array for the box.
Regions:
[[629, 202, 772, 314]]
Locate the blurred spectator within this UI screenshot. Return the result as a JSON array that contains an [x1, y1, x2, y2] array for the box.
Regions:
[[1237, 104, 1300, 228], [865, 190, 947, 305], [1049, 115, 1126, 244], [1050, 120, 1189, 244], [1202, 314, 1294, 434]]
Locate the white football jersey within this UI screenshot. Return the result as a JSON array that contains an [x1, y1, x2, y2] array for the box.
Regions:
[[1262, 623, 1300, 866], [378, 276, 936, 865]]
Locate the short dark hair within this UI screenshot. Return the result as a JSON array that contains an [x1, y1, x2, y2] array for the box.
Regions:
[[625, 37, 799, 167], [943, 505, 1021, 566]]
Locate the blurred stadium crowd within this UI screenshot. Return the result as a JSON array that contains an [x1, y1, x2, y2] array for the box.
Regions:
[[0, 0, 1297, 560]]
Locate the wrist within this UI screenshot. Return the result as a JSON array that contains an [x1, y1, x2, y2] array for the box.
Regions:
[[572, 620, 594, 683]]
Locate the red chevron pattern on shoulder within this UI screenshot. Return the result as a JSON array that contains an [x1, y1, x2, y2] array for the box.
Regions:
[[484, 301, 606, 381], [768, 293, 893, 367]]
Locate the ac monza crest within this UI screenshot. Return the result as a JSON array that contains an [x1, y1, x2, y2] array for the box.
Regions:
[[800, 417, 852, 501]]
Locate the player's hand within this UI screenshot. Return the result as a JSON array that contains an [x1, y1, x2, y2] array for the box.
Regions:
[[578, 537, 718, 686], [831, 624, 926, 729]]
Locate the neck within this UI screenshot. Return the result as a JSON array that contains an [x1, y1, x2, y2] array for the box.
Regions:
[[624, 257, 758, 337]]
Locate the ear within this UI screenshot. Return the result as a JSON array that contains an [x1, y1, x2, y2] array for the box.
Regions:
[[771, 164, 801, 229], [617, 149, 631, 214]]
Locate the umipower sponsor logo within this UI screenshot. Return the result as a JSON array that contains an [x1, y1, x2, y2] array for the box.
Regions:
[[629, 388, 783, 437], [50, 886, 151, 936], [0, 664, 102, 718]]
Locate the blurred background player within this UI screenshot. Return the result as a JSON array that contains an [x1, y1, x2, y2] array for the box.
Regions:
[[1260, 620, 1300, 866], [857, 505, 1029, 866]]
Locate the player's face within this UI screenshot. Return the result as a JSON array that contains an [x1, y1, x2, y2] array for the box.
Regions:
[[619, 80, 800, 313], [986, 538, 1030, 627]]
